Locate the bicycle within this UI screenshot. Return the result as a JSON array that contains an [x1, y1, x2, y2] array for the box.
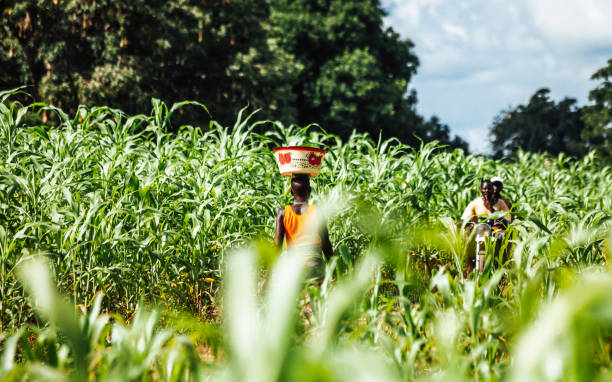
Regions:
[[468, 218, 508, 273]]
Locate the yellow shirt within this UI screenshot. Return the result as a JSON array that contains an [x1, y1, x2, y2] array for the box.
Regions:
[[461, 197, 511, 222]]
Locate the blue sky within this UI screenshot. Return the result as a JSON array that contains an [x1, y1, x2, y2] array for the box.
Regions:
[[381, 0, 612, 153]]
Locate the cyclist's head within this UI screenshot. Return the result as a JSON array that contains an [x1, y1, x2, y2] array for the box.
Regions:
[[493, 181, 503, 195], [480, 179, 493, 199], [491, 177, 503, 196]]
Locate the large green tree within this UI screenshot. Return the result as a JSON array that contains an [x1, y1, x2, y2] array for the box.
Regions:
[[489, 88, 587, 158], [1, 0, 467, 150], [417, 115, 469, 152], [268, 0, 466, 148], [582, 59, 612, 159], [0, 0, 299, 123]]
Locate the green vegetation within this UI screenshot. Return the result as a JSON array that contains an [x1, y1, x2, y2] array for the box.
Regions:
[[1, 90, 612, 380], [4, 1, 611, 157], [489, 88, 587, 158], [0, 0, 466, 149], [582, 58, 612, 160], [489, 59, 612, 160]]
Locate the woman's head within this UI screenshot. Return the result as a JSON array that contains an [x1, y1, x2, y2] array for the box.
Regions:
[[492, 181, 503, 196], [291, 174, 311, 200]]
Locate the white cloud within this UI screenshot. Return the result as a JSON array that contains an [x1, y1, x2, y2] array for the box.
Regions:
[[381, 0, 612, 153], [527, 0, 612, 50], [388, 2, 421, 26], [462, 127, 492, 154], [442, 23, 468, 41]]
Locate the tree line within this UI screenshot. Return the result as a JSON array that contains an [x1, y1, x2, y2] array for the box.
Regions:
[[2, 1, 610, 158], [489, 59, 612, 160], [0, 0, 467, 151]]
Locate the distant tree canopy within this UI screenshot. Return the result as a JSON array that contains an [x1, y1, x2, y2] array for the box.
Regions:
[[270, 1, 411, 139], [489, 88, 587, 159], [489, 59, 612, 160], [582, 59, 612, 160], [0, 0, 298, 125], [418, 115, 469, 153], [1, 0, 467, 150]]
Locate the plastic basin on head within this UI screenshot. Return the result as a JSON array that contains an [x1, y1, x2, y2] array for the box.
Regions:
[[273, 146, 327, 178]]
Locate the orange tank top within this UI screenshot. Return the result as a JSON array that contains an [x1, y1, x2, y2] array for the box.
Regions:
[[283, 204, 322, 248]]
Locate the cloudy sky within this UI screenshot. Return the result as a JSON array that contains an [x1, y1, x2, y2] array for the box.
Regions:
[[381, 0, 612, 153]]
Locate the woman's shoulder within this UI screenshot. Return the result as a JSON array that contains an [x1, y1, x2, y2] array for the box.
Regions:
[[278, 206, 288, 219], [502, 197, 512, 209], [493, 198, 510, 210]]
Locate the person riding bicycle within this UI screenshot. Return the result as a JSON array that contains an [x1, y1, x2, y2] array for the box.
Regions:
[[461, 179, 511, 272]]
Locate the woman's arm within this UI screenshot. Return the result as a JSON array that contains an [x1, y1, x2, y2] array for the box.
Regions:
[[460, 200, 476, 223], [274, 207, 286, 248]]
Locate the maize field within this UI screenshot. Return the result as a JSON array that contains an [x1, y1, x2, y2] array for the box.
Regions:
[[1, 87, 612, 381]]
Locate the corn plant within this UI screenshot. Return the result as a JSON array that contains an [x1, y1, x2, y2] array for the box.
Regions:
[[2, 88, 612, 380]]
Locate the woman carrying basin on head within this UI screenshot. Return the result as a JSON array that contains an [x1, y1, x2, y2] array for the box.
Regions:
[[274, 173, 333, 281], [273, 146, 334, 318]]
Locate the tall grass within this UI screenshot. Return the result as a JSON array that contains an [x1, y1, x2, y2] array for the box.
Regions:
[[1, 88, 612, 380]]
